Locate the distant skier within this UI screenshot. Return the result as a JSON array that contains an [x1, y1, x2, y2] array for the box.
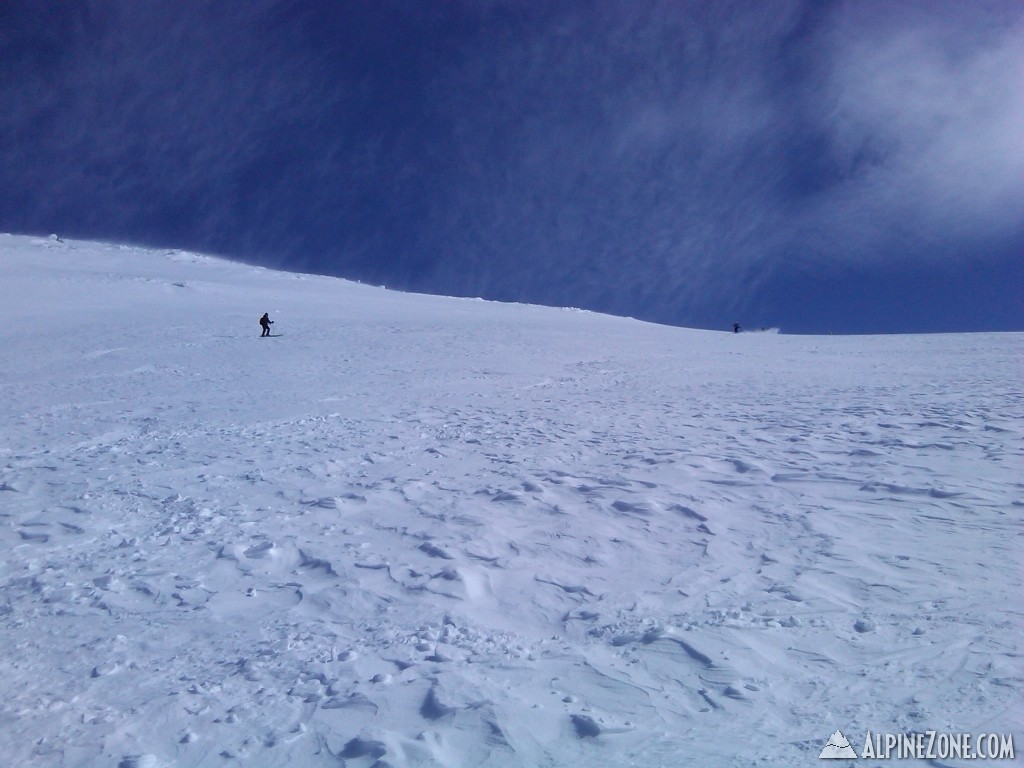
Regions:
[[732, 322, 741, 334], [260, 312, 273, 337]]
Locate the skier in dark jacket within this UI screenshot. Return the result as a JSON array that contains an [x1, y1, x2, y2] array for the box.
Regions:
[[260, 313, 273, 337]]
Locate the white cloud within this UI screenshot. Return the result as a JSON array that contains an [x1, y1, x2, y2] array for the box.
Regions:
[[809, 5, 1024, 265]]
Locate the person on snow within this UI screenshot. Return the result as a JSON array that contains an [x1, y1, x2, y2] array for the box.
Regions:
[[732, 322, 741, 334], [260, 312, 273, 337]]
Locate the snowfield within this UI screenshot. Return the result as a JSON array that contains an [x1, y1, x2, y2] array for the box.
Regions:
[[1, 235, 1020, 767]]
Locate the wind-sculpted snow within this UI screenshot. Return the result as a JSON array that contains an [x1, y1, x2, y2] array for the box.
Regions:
[[0, 235, 1021, 766]]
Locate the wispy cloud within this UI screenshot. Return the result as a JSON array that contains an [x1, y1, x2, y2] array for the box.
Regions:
[[2, 1, 1020, 330], [427, 1, 1024, 323], [805, 3, 1024, 265]]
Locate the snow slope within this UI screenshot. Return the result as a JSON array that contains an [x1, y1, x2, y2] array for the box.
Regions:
[[1, 235, 1021, 767]]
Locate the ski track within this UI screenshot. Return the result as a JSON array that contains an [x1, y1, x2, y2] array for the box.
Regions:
[[1, 236, 1022, 767]]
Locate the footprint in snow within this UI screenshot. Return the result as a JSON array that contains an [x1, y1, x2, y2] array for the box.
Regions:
[[571, 714, 601, 738], [611, 500, 652, 516], [118, 756, 162, 768], [419, 542, 454, 560], [420, 687, 456, 720], [535, 576, 596, 596]]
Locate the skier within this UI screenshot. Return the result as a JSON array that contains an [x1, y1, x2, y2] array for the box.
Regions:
[[732, 322, 741, 334], [260, 312, 273, 337]]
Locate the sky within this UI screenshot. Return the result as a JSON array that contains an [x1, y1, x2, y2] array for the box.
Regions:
[[2, 0, 1022, 334]]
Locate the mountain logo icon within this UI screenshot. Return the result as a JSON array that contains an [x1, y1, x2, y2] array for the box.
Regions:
[[819, 730, 858, 759]]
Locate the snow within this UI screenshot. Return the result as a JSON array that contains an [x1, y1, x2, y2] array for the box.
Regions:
[[1, 234, 1021, 767]]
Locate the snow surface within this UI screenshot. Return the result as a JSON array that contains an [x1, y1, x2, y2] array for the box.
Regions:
[[1, 234, 1021, 767]]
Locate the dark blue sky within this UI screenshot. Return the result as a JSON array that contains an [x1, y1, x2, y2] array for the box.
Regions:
[[2, 1, 1022, 333]]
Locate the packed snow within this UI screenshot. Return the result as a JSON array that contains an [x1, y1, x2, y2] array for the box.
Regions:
[[1, 234, 1020, 767]]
